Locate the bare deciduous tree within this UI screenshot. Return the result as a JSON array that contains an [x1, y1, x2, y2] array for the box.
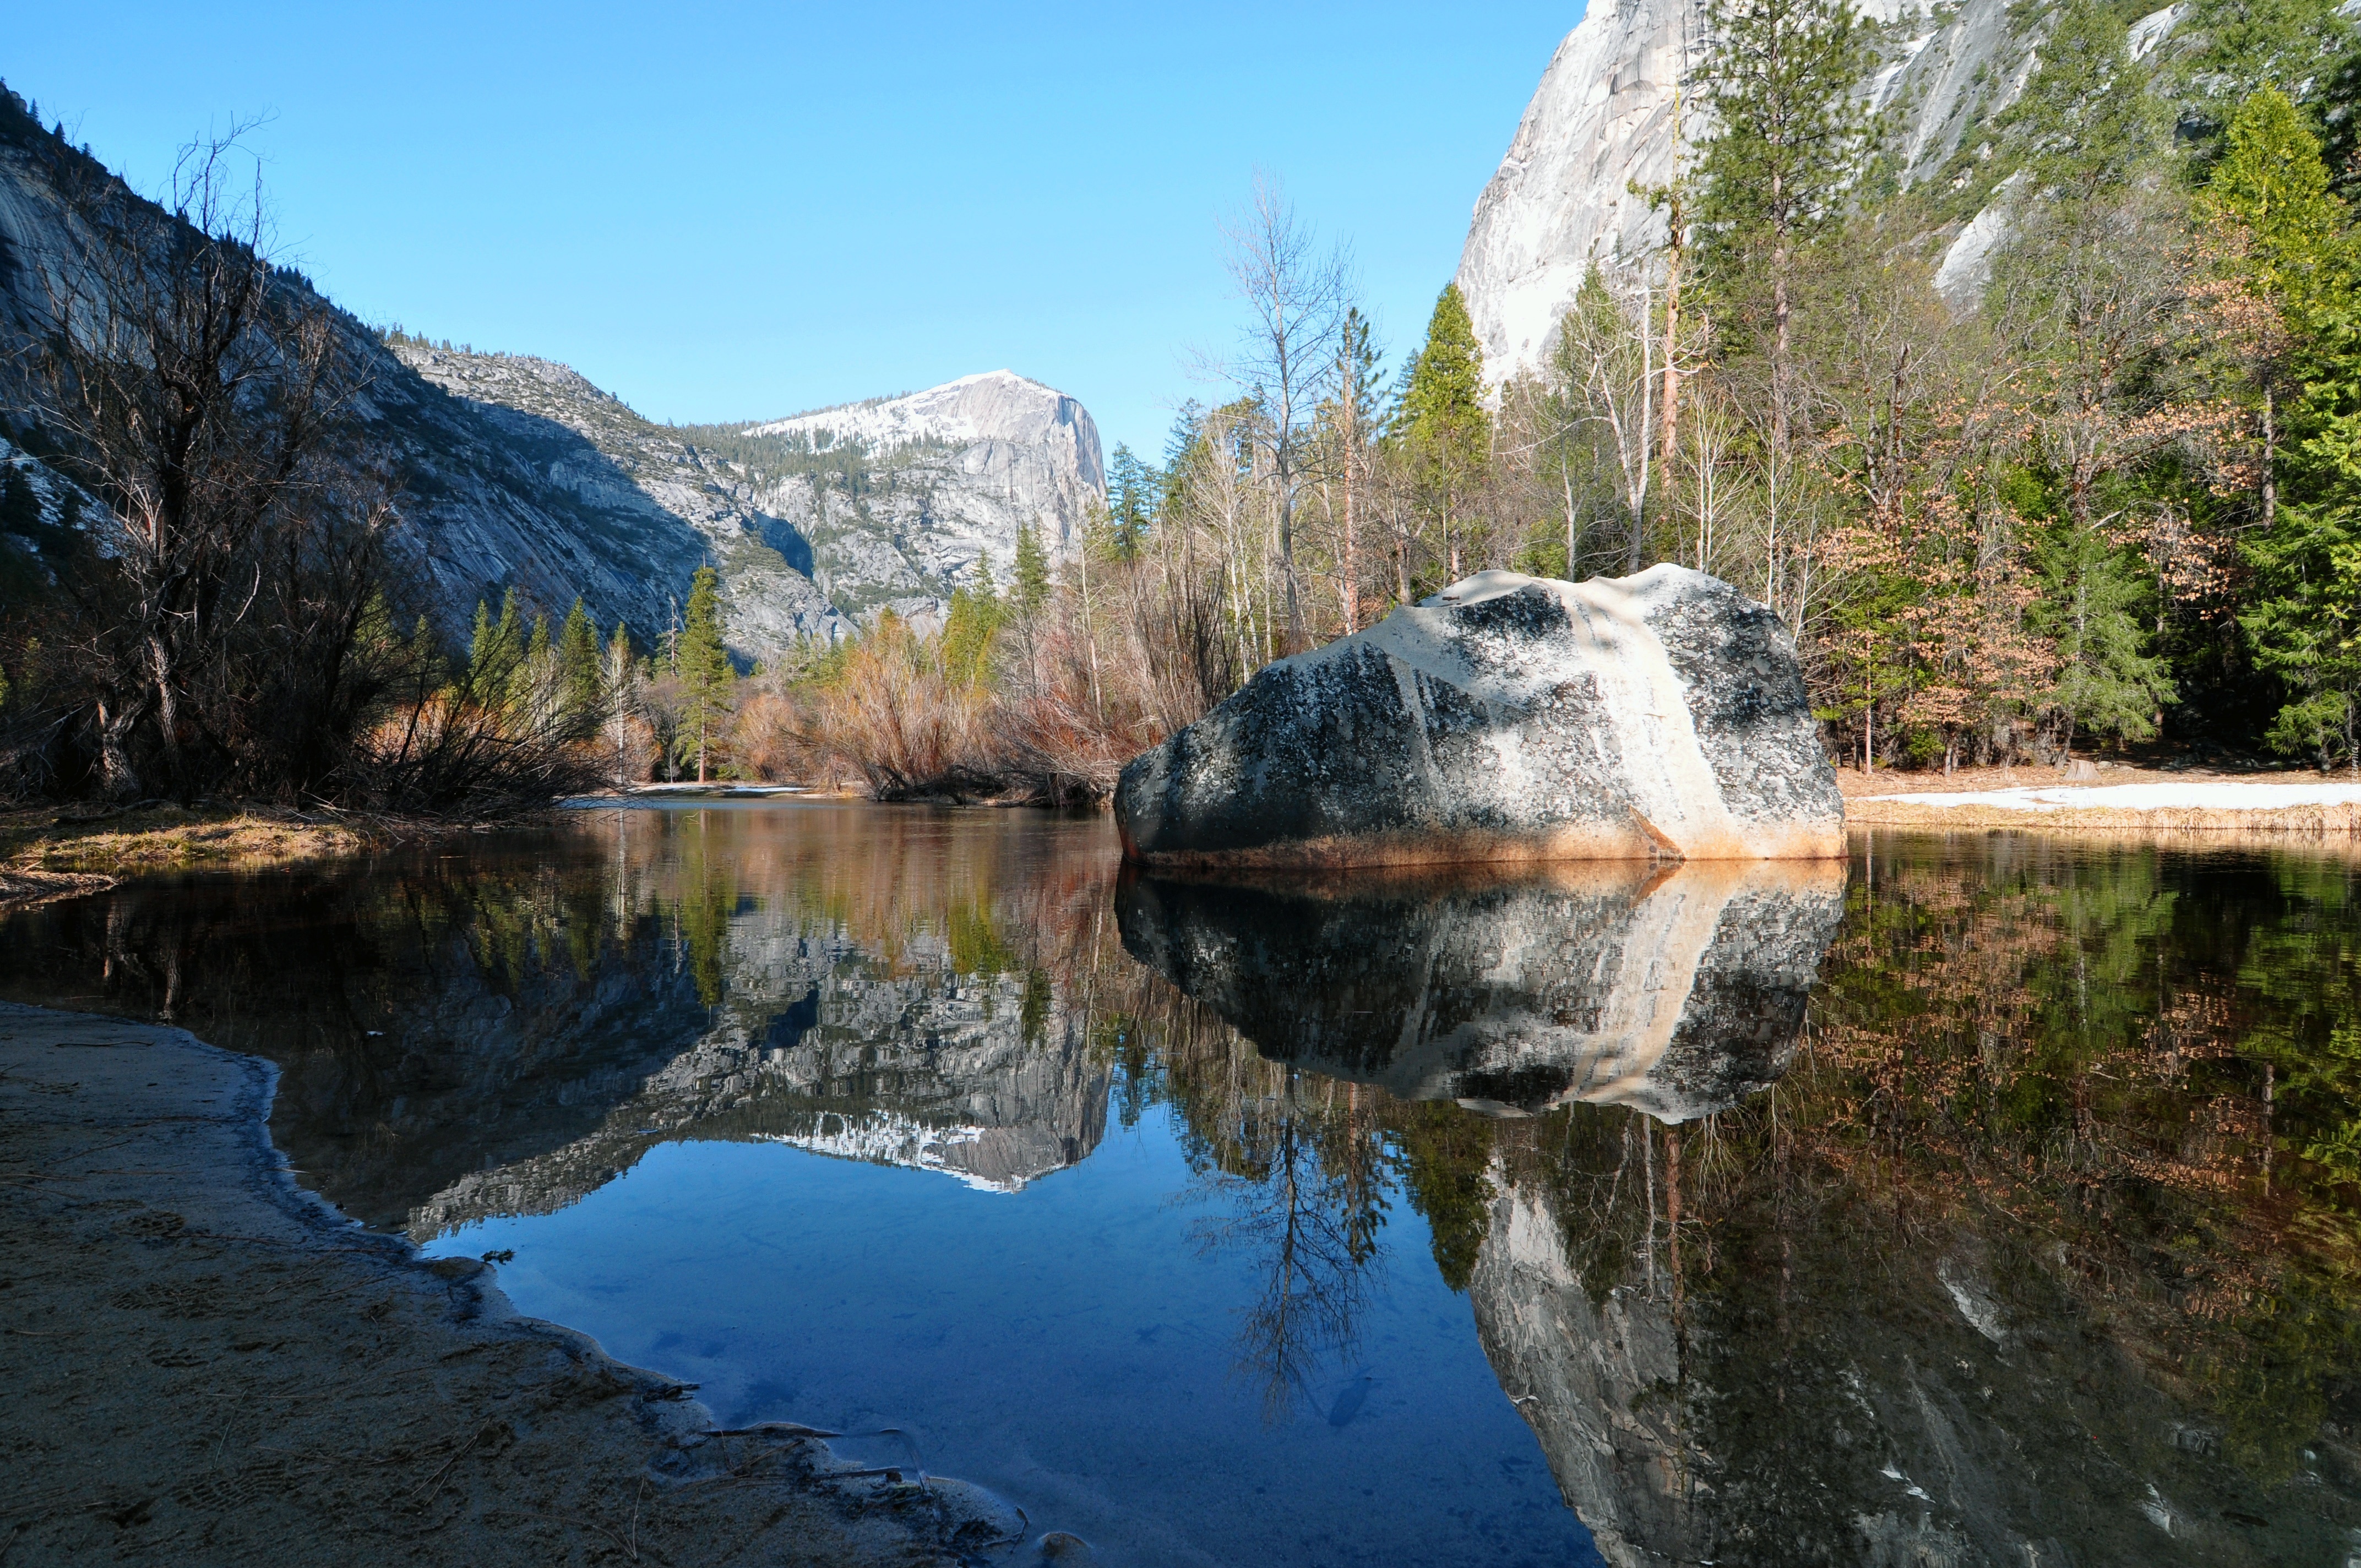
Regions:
[[1218, 174, 1348, 652]]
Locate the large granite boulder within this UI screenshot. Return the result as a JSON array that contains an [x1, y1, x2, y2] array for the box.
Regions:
[[1116, 566, 1843, 868], [1117, 858, 1845, 1122]]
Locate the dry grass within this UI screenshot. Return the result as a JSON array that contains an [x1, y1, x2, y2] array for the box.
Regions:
[[0, 803, 385, 908]]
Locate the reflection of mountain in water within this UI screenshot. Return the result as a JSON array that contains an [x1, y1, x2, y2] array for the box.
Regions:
[[407, 927, 1109, 1238], [0, 806, 1118, 1234], [1117, 861, 1846, 1121], [1468, 1145, 2361, 1568]]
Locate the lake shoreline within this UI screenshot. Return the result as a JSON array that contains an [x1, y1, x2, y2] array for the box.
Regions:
[[0, 1000, 1024, 1565], [0, 804, 393, 911]]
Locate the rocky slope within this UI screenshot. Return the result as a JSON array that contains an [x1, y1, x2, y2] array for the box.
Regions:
[[1454, 0, 2126, 378], [0, 88, 1103, 657], [404, 913, 1111, 1239], [729, 372, 1107, 620], [390, 345, 852, 656]]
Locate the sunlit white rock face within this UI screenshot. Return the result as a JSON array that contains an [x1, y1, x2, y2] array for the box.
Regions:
[[1117, 857, 1846, 1121], [1454, 0, 2059, 375], [1116, 566, 1844, 868], [395, 346, 854, 659], [747, 371, 1107, 621]]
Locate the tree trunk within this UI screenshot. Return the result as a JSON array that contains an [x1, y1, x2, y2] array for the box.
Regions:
[[2263, 387, 2277, 530], [1660, 218, 1682, 486], [1341, 458, 1359, 633]]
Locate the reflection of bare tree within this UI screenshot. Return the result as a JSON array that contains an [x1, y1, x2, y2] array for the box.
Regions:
[[1179, 1064, 1393, 1421]]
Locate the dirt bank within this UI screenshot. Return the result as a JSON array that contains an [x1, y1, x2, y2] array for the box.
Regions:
[[0, 1001, 1036, 1566]]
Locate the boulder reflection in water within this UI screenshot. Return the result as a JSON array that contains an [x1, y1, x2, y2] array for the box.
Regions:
[[1115, 859, 1846, 1121]]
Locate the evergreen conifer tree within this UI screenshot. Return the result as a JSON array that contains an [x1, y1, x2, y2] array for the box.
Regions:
[[468, 590, 524, 700], [1106, 445, 1156, 560], [676, 566, 734, 782], [1011, 524, 1052, 615], [2001, 0, 2166, 205], [1398, 285, 1490, 579], [1695, 0, 1870, 518], [558, 597, 603, 725], [940, 559, 1004, 688], [2203, 88, 2345, 330]]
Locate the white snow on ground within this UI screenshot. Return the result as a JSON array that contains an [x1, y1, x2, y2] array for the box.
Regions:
[[1861, 783, 2361, 812]]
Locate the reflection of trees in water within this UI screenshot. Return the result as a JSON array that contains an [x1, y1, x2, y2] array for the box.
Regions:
[[1075, 972, 1503, 1420], [1459, 835, 2361, 1565], [1183, 1083, 1385, 1422]]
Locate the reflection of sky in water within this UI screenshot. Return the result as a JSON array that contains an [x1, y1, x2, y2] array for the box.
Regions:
[[14, 809, 2361, 1565], [423, 1098, 1597, 1567]]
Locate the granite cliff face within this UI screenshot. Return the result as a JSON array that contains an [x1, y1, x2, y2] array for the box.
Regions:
[[735, 371, 1107, 621], [1116, 567, 1845, 867], [1454, 0, 2107, 377], [1117, 858, 1845, 1120], [388, 345, 853, 657], [0, 92, 1103, 655], [404, 950, 1108, 1238]]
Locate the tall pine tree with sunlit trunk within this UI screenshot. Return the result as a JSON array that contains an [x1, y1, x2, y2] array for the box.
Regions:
[[1399, 284, 1490, 582], [1695, 0, 1870, 612], [677, 565, 733, 783]]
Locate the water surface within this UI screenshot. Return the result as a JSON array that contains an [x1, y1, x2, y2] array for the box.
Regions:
[[7, 805, 2361, 1565]]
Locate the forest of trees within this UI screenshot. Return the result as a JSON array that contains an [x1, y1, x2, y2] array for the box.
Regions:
[[720, 0, 2361, 795], [5, 0, 2357, 808]]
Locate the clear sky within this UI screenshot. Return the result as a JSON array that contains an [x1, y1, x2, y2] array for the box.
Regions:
[[9, 2, 1575, 461]]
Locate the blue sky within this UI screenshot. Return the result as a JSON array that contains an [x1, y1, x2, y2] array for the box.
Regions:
[[10, 3, 1574, 460]]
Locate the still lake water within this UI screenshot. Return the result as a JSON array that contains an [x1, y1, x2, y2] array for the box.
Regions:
[[8, 803, 2361, 1565]]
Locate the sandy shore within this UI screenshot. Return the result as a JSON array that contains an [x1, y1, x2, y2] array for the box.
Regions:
[[0, 1002, 1040, 1566], [1837, 764, 2361, 837]]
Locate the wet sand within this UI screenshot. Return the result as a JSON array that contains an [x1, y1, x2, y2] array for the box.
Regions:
[[0, 1001, 1028, 1566]]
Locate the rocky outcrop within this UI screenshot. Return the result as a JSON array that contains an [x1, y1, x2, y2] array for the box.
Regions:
[[392, 346, 852, 658], [739, 372, 1106, 621], [0, 90, 1104, 654], [1115, 567, 1844, 868], [1117, 857, 1843, 1120], [1454, 0, 2064, 375]]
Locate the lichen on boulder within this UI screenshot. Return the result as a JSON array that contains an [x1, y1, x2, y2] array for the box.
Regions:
[[1115, 565, 1843, 868]]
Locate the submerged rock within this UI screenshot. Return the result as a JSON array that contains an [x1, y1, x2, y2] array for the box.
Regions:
[[1116, 567, 1842, 868], [1117, 857, 1845, 1121]]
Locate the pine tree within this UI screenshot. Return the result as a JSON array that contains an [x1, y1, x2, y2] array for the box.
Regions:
[[1011, 522, 1052, 615], [2201, 86, 2349, 528], [676, 565, 735, 782], [558, 597, 603, 726], [2034, 526, 2178, 751], [2001, 0, 2166, 206], [1107, 445, 1156, 560], [2203, 88, 2344, 329], [940, 561, 1005, 688], [1695, 0, 1871, 569], [469, 589, 524, 700], [1398, 284, 1490, 580], [1332, 303, 1384, 627]]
